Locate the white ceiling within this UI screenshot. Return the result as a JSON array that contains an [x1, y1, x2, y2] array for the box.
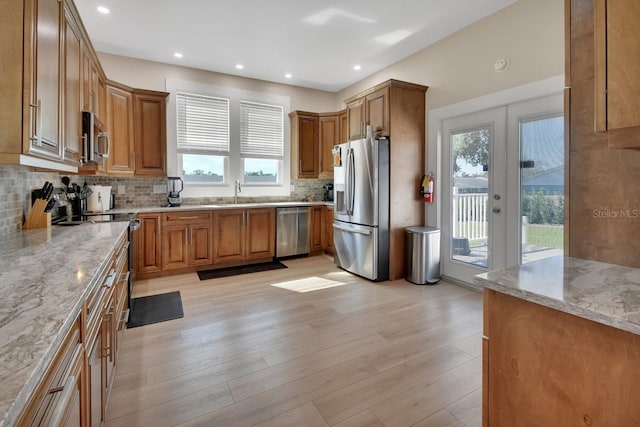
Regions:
[[75, 0, 518, 92]]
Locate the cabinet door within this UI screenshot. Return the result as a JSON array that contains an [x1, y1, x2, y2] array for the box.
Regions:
[[136, 213, 162, 273], [81, 49, 92, 113], [339, 110, 348, 144], [310, 206, 324, 252], [162, 224, 190, 270], [133, 92, 167, 176], [324, 206, 334, 253], [298, 115, 319, 178], [106, 84, 135, 174], [62, 10, 81, 166], [89, 328, 103, 426], [246, 208, 275, 260], [213, 209, 245, 263], [190, 223, 213, 266], [319, 115, 338, 178], [365, 87, 390, 137], [26, 0, 62, 158], [595, 0, 640, 147], [347, 98, 365, 140], [97, 76, 106, 124]]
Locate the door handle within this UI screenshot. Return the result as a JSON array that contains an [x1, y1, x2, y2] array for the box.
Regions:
[[333, 224, 372, 235]]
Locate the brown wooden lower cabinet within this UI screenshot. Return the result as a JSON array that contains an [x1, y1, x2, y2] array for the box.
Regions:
[[162, 224, 190, 270], [484, 289, 640, 426], [310, 206, 324, 252], [246, 208, 275, 260], [324, 206, 334, 253], [214, 208, 275, 264], [136, 213, 162, 274]]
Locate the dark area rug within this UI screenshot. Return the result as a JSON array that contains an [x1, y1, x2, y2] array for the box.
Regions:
[[198, 260, 287, 281], [128, 291, 184, 328]]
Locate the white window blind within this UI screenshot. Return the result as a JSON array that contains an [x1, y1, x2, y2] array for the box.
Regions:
[[177, 92, 230, 154], [240, 101, 284, 159]]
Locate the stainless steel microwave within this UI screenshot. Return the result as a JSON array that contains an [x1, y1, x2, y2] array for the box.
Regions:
[[81, 111, 109, 165]]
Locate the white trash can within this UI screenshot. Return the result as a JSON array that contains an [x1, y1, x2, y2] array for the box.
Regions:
[[405, 226, 441, 284]]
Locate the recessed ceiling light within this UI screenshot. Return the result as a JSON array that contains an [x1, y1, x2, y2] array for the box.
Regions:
[[97, 6, 110, 14], [353, 65, 362, 71], [236, 64, 244, 70], [285, 73, 292, 79], [174, 52, 183, 58]]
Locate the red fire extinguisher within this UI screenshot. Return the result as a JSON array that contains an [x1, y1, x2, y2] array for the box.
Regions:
[[420, 173, 434, 203]]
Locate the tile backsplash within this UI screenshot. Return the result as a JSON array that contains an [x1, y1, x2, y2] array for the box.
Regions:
[[0, 164, 332, 234], [0, 165, 61, 235]]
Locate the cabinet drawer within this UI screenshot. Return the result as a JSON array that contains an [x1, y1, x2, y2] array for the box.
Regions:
[[162, 210, 211, 224], [85, 268, 116, 345], [18, 317, 82, 427]]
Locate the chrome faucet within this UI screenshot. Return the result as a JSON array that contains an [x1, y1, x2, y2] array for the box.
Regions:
[[234, 179, 241, 204]]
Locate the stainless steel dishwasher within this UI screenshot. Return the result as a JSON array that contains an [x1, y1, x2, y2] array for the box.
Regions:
[[276, 207, 310, 257]]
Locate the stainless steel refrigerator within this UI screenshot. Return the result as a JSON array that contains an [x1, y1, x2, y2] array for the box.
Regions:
[[333, 136, 390, 281]]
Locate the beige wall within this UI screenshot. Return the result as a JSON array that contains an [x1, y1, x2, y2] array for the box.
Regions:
[[97, 53, 338, 113], [336, 0, 564, 111]]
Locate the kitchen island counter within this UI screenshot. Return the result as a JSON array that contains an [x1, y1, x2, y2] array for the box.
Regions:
[[0, 222, 129, 427], [474, 255, 640, 335], [477, 256, 640, 426]]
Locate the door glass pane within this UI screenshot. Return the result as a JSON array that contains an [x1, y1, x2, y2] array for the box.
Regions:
[[520, 116, 564, 263], [451, 127, 490, 267]]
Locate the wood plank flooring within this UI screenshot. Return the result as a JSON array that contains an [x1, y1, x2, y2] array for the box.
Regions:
[[106, 255, 482, 427]]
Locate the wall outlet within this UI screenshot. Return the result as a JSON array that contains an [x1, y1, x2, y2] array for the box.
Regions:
[[153, 185, 166, 194], [290, 184, 295, 192], [117, 185, 126, 195]]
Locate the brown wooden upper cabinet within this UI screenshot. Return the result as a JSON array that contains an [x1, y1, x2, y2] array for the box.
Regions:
[[133, 90, 168, 177], [106, 83, 135, 175], [0, 0, 112, 172], [290, 111, 319, 178], [595, 0, 640, 148], [319, 114, 339, 178], [346, 86, 390, 140], [339, 110, 348, 144], [63, 6, 82, 167], [104, 82, 168, 176]]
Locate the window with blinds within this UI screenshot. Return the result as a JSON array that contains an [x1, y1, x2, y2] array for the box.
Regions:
[[177, 92, 230, 154], [240, 101, 284, 159]]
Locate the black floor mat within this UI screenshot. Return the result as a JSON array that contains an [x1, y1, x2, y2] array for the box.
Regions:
[[197, 260, 287, 281], [128, 291, 184, 328]]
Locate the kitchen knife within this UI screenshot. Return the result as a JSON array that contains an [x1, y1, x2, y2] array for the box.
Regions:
[[44, 182, 54, 200], [43, 198, 56, 213], [39, 181, 50, 199]]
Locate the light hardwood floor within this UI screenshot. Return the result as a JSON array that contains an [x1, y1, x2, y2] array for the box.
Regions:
[[106, 254, 483, 427]]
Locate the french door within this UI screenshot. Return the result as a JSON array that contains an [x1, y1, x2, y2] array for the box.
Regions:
[[441, 94, 564, 285]]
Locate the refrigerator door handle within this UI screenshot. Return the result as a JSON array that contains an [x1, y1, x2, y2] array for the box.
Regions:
[[333, 224, 372, 235], [344, 148, 352, 215], [348, 148, 356, 215]]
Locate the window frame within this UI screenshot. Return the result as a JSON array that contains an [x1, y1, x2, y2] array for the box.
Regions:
[[166, 79, 291, 198]]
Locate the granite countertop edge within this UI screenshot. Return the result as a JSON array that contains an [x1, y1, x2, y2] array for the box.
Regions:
[[474, 257, 640, 336], [0, 224, 129, 427], [105, 200, 333, 215]]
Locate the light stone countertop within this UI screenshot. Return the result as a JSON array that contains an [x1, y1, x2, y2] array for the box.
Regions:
[[474, 256, 640, 336], [0, 222, 129, 427], [104, 200, 333, 215]]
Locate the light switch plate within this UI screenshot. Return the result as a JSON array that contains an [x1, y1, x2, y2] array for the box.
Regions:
[[290, 184, 295, 192], [117, 185, 126, 194]]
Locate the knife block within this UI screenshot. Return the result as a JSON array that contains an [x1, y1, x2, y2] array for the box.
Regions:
[[24, 199, 51, 230]]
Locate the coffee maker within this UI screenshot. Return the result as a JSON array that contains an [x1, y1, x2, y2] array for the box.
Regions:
[[323, 183, 334, 202], [167, 177, 184, 207]]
